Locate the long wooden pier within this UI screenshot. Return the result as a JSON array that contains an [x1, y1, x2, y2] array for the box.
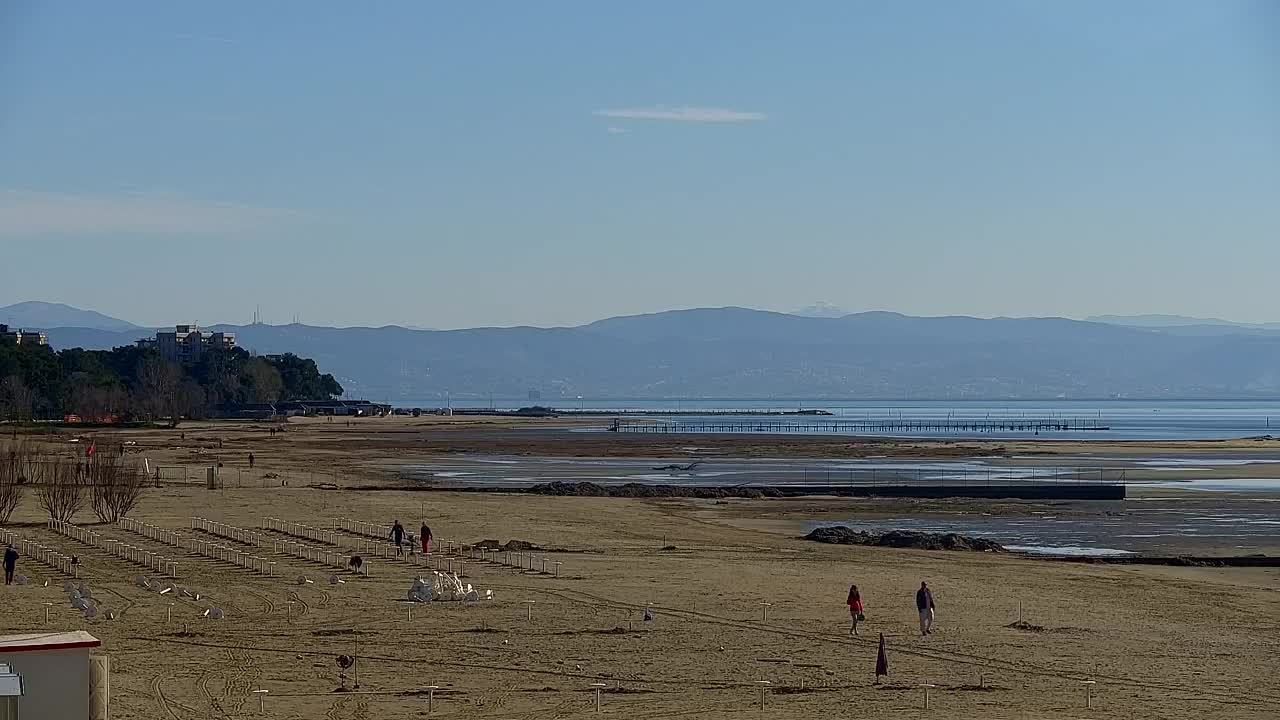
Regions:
[[609, 418, 1109, 434]]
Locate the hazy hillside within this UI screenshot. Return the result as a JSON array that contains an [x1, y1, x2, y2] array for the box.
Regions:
[[33, 307, 1280, 400], [1090, 314, 1280, 333], [0, 301, 141, 331]]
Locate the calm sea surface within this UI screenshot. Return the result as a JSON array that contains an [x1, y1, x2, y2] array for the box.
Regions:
[[390, 400, 1280, 556], [393, 399, 1280, 441]]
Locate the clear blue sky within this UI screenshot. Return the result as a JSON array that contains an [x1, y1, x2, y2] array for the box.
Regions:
[[2, 1, 1277, 328]]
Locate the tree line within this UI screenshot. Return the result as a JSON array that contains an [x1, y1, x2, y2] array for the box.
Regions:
[[0, 342, 344, 423]]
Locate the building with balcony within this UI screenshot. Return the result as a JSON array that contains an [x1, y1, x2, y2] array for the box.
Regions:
[[136, 325, 236, 362]]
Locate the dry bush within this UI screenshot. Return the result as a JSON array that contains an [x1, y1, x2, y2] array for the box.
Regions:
[[87, 454, 147, 523], [0, 440, 35, 523], [36, 457, 87, 523]]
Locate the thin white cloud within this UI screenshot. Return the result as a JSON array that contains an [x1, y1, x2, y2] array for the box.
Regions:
[[607, 126, 629, 134], [0, 189, 304, 237], [593, 106, 766, 123]]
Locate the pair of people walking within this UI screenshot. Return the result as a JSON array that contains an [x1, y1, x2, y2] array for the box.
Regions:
[[845, 581, 936, 637], [389, 520, 434, 556]]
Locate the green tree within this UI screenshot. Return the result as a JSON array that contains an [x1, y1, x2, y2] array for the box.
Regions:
[[242, 357, 284, 402], [269, 353, 343, 400]]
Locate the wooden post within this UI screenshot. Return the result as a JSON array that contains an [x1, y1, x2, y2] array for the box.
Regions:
[[920, 683, 936, 709]]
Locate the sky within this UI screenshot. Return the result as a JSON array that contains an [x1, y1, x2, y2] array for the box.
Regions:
[[1, 1, 1277, 329]]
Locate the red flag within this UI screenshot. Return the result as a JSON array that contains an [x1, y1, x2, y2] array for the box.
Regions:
[[875, 633, 889, 679], [85, 442, 96, 458]]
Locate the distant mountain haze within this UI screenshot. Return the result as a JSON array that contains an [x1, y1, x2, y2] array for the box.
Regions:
[[1088, 314, 1280, 331], [792, 302, 849, 318], [0, 301, 141, 331], [17, 303, 1280, 400]]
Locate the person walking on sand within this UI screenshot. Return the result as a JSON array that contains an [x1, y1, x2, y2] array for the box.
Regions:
[[420, 523, 433, 554], [248, 452, 255, 469], [4, 545, 18, 585], [847, 584, 865, 635], [916, 581, 936, 636], [390, 520, 405, 556]]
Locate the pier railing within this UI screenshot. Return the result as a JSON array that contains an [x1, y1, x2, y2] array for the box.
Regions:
[[609, 418, 1109, 434]]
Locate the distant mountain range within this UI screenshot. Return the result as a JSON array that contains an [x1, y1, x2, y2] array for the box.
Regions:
[[9, 302, 1280, 400], [1087, 314, 1280, 336], [0, 301, 140, 331]]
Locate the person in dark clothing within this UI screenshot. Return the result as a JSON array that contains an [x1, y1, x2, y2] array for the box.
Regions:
[[916, 581, 936, 636], [390, 520, 405, 556], [248, 453, 255, 469], [420, 523, 433, 554], [3, 545, 17, 585]]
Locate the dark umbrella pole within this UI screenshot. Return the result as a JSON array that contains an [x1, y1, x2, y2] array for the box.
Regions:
[[875, 633, 889, 683]]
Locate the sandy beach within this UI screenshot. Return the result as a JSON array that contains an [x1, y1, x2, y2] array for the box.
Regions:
[[1, 418, 1278, 719]]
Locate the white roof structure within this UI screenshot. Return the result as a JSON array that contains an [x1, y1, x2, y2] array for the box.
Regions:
[[0, 632, 101, 653]]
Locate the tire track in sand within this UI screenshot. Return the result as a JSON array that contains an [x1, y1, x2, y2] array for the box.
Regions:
[[221, 646, 258, 717], [151, 671, 184, 717], [325, 695, 351, 720], [353, 694, 371, 719], [198, 673, 222, 717], [238, 586, 277, 616], [286, 589, 310, 619]]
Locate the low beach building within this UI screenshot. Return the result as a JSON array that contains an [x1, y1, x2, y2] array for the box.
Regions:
[[0, 631, 108, 720], [216, 399, 391, 419]]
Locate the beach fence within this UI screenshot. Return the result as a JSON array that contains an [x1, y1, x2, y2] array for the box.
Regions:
[[47, 519, 179, 577], [116, 515, 270, 577], [262, 518, 343, 546], [331, 517, 439, 560], [192, 516, 351, 574], [1, 527, 78, 576], [149, 466, 339, 489], [328, 517, 566, 576]]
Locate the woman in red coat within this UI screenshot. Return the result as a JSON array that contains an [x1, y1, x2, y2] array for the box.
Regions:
[[847, 584, 865, 635]]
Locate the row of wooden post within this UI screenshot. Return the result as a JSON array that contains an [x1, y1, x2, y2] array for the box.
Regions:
[[263, 517, 342, 546], [52, 519, 178, 577], [2, 527, 78, 576], [191, 517, 264, 548], [118, 517, 183, 547], [194, 516, 359, 575], [331, 518, 563, 577]]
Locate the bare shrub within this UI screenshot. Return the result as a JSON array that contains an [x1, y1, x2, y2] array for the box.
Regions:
[[36, 457, 87, 523], [87, 454, 147, 523], [0, 440, 35, 523], [0, 376, 36, 422]]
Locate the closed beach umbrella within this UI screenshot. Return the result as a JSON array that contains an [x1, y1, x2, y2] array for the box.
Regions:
[[875, 633, 889, 679]]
